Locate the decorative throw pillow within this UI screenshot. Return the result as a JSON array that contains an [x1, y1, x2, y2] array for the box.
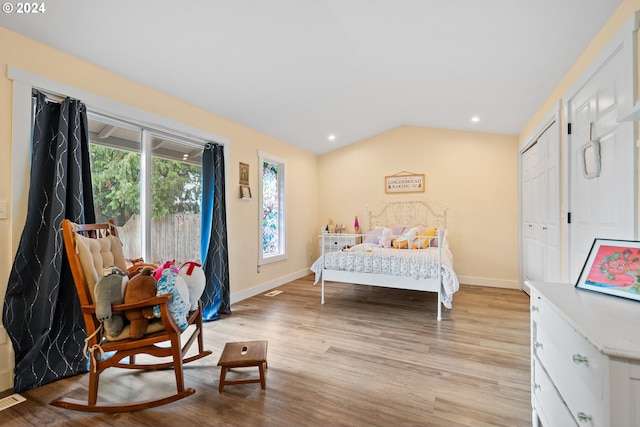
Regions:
[[363, 227, 384, 244]]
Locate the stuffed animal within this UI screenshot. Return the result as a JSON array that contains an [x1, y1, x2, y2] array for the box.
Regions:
[[178, 261, 206, 311], [94, 266, 129, 337], [414, 228, 438, 249], [379, 228, 393, 248], [393, 227, 419, 249], [127, 258, 158, 279], [154, 260, 177, 282], [154, 267, 189, 331], [124, 266, 158, 339]]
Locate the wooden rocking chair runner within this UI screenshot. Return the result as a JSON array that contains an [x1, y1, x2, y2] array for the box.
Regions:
[[52, 219, 212, 413]]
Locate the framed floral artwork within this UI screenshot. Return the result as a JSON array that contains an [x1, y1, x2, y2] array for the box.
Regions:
[[575, 238, 640, 302]]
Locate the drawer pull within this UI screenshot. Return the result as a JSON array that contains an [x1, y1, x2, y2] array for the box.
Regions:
[[534, 341, 543, 350], [572, 354, 589, 366], [531, 305, 539, 312], [533, 383, 541, 391], [577, 412, 593, 423]]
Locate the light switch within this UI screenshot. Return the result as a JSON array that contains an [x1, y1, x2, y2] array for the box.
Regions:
[[0, 201, 8, 219]]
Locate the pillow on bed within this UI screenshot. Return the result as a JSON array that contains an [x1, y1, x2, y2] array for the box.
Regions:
[[363, 227, 384, 244], [391, 226, 406, 236]]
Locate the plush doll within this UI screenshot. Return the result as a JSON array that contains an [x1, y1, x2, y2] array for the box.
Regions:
[[127, 258, 158, 279], [379, 228, 393, 248], [94, 266, 129, 337], [178, 261, 206, 311], [393, 227, 419, 249], [124, 266, 158, 339], [414, 228, 438, 249], [154, 260, 177, 282], [154, 267, 189, 331]]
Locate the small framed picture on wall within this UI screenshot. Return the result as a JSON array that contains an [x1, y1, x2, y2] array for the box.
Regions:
[[239, 162, 249, 186], [240, 185, 252, 199]]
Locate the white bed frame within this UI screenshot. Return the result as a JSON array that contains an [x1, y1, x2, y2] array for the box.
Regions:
[[319, 198, 449, 321]]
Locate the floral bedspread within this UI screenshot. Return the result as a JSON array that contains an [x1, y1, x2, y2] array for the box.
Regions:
[[310, 243, 460, 308]]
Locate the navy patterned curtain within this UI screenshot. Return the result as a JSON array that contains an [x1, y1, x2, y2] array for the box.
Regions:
[[200, 143, 231, 320], [2, 92, 95, 392]]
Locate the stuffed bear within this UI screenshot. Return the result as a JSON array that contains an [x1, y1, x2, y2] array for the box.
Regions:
[[379, 228, 393, 248], [154, 267, 189, 331], [124, 266, 158, 339], [94, 266, 129, 337], [126, 258, 158, 279], [178, 261, 206, 311]]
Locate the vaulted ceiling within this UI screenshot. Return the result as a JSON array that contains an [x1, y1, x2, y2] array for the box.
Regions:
[[0, 0, 623, 154]]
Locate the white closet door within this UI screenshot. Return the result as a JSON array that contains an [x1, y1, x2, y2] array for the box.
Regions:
[[541, 121, 561, 283], [522, 142, 540, 283], [521, 120, 560, 285]]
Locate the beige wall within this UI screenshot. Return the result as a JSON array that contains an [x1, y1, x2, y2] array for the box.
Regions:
[[0, 27, 318, 391], [318, 126, 520, 288]]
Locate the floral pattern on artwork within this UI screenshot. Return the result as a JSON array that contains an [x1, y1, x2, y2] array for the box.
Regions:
[[585, 245, 640, 293]]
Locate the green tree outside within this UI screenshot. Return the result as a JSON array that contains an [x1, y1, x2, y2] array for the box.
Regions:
[[90, 145, 201, 225]]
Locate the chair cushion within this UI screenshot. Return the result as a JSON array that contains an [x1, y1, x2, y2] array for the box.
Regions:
[[75, 233, 127, 302], [105, 320, 165, 341]]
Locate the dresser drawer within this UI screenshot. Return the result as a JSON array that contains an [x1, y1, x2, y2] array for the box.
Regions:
[[532, 293, 605, 425], [533, 357, 578, 427], [319, 235, 362, 253]]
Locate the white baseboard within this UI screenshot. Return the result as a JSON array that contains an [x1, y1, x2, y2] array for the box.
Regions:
[[457, 275, 520, 290], [230, 269, 311, 305]]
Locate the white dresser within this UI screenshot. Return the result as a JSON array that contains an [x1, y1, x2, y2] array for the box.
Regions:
[[318, 233, 362, 254], [527, 281, 640, 427]]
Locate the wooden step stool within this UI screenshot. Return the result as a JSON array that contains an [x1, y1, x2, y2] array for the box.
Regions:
[[217, 340, 268, 392]]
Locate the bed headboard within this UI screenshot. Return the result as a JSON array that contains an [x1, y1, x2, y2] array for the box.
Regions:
[[365, 198, 448, 231]]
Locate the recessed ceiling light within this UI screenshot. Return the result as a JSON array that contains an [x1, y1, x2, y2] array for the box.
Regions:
[[328, 134, 336, 141], [471, 116, 480, 123]]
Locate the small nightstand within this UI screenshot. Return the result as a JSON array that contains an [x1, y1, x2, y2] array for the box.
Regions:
[[318, 234, 362, 254]]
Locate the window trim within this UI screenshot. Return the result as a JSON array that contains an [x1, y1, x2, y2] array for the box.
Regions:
[[258, 150, 287, 265]]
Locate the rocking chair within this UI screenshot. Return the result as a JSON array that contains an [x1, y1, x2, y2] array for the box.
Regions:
[[51, 219, 212, 413]]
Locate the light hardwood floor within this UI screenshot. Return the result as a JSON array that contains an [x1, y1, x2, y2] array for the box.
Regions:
[[0, 275, 532, 427]]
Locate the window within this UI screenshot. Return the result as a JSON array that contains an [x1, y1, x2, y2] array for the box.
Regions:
[[88, 115, 203, 265], [259, 151, 286, 265]]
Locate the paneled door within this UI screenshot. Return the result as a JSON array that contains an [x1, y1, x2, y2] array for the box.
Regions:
[[566, 37, 636, 284], [521, 120, 560, 286]]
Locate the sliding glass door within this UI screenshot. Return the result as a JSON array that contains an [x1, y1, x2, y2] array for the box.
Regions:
[[88, 114, 202, 265]]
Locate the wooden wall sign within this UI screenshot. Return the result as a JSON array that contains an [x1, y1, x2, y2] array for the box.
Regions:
[[384, 172, 425, 194]]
